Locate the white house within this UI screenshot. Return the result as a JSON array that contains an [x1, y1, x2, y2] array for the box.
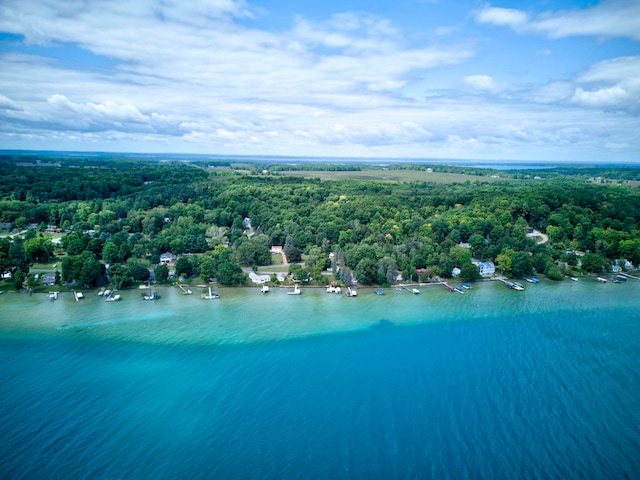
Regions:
[[478, 261, 496, 277], [160, 252, 174, 265], [270, 245, 283, 254], [249, 272, 271, 284], [451, 267, 461, 278]]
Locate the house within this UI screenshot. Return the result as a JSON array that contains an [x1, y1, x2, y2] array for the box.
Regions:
[[451, 267, 461, 278], [612, 265, 622, 273], [160, 252, 174, 265], [0, 222, 12, 230], [270, 246, 283, 254], [42, 274, 56, 286], [478, 261, 495, 277], [249, 272, 271, 284]]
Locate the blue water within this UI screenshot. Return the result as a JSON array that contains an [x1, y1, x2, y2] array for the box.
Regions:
[[1, 284, 639, 479]]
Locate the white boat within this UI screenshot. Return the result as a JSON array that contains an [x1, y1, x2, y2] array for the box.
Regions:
[[261, 285, 270, 293], [411, 288, 420, 294], [570, 277, 578, 282], [346, 287, 357, 297], [201, 286, 219, 299], [49, 291, 59, 300], [288, 285, 301, 295], [597, 277, 607, 283], [106, 294, 121, 302]]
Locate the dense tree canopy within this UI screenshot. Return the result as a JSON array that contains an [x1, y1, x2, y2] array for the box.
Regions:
[[2, 155, 640, 288]]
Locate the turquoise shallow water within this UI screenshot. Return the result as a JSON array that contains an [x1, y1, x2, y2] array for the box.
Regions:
[[1, 280, 639, 479]]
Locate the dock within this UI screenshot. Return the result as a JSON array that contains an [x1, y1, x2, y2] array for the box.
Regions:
[[177, 284, 192, 295], [73, 290, 84, 301]]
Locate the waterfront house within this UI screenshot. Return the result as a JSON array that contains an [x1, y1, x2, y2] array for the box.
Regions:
[[270, 246, 283, 254], [478, 261, 496, 277], [249, 272, 271, 284], [451, 267, 461, 278]]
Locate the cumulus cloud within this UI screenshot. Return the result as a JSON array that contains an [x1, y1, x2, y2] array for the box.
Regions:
[[570, 56, 640, 113], [475, 0, 640, 40]]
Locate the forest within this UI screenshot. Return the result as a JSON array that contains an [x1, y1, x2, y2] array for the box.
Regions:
[[1, 154, 640, 291]]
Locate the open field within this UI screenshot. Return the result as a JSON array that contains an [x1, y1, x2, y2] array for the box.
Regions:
[[275, 169, 508, 183]]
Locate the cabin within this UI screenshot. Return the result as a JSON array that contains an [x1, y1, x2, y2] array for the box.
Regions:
[[478, 261, 496, 277], [249, 272, 271, 284]]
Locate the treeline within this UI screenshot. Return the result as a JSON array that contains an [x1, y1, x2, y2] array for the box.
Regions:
[[1, 156, 640, 290]]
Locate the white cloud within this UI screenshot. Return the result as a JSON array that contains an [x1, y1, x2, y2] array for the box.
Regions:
[[571, 56, 640, 112], [475, 1, 640, 40], [463, 75, 505, 94], [475, 6, 529, 28], [0, 0, 638, 161], [0, 95, 22, 111]]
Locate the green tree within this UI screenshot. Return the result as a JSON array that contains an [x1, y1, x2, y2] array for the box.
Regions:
[[77, 251, 102, 287], [581, 252, 608, 274], [511, 251, 533, 278], [13, 267, 26, 290], [131, 264, 151, 282], [175, 257, 193, 277], [102, 241, 120, 264], [355, 257, 378, 285], [107, 263, 134, 289], [217, 261, 245, 285], [154, 264, 169, 282]]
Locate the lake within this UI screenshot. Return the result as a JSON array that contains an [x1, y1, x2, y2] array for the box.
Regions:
[[1, 279, 639, 479]]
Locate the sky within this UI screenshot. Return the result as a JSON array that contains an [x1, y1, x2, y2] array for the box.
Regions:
[[0, 0, 639, 162]]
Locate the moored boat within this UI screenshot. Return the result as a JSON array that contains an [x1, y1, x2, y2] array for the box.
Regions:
[[346, 287, 357, 297], [288, 285, 301, 295]]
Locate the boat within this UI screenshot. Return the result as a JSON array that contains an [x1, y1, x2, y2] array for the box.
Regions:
[[142, 291, 160, 300], [454, 285, 464, 294], [524, 278, 534, 283], [376, 289, 385, 295], [504, 281, 523, 291], [445, 283, 455, 292], [261, 285, 270, 293], [73, 290, 84, 301], [570, 277, 578, 282], [201, 286, 219, 299], [411, 288, 420, 294], [49, 291, 59, 300], [346, 287, 357, 297], [531, 277, 540, 283], [327, 285, 341, 294], [597, 277, 607, 283], [461, 283, 471, 289], [288, 285, 301, 295], [105, 294, 121, 302], [97, 289, 105, 296]]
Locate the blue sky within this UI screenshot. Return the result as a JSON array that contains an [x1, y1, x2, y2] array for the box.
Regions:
[[0, 0, 639, 161]]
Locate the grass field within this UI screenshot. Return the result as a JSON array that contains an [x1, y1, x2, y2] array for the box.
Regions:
[[275, 169, 507, 183]]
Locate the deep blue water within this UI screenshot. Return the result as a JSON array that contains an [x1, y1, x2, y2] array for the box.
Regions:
[[2, 302, 639, 479]]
